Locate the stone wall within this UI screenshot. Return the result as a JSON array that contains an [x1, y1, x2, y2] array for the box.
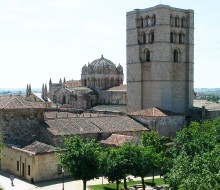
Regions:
[[1, 146, 67, 182], [130, 115, 185, 138], [0, 109, 44, 145], [98, 91, 126, 105]]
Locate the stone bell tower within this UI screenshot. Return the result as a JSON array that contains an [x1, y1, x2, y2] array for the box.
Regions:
[[126, 4, 194, 114]]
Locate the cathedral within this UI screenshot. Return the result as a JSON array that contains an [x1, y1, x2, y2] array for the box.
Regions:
[[47, 55, 125, 110]]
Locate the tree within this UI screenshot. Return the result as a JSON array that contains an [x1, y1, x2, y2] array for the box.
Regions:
[[58, 136, 101, 190], [131, 146, 158, 190], [100, 147, 127, 190], [164, 117, 220, 189]]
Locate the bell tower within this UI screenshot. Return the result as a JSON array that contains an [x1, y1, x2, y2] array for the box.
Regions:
[[126, 5, 194, 114]]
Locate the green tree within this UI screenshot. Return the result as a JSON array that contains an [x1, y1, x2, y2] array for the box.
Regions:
[[100, 147, 127, 190], [165, 117, 220, 189], [58, 136, 101, 190]]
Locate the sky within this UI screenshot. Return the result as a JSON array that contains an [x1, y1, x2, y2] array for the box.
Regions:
[[0, 0, 219, 88]]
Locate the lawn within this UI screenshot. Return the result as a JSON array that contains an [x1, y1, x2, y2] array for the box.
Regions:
[[89, 178, 165, 190]]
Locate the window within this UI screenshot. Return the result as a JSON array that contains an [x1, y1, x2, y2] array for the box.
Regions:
[[174, 49, 179, 62], [140, 17, 143, 28], [17, 161, 19, 171], [152, 14, 156, 26], [170, 15, 173, 26], [179, 32, 184, 44], [181, 17, 185, 27], [145, 50, 150, 62], [145, 15, 150, 27], [170, 31, 174, 43], [149, 31, 154, 43], [28, 165, 30, 175], [142, 32, 146, 44], [175, 16, 179, 27]]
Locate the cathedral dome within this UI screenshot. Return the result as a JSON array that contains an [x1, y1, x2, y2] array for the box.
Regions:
[[90, 55, 117, 74]]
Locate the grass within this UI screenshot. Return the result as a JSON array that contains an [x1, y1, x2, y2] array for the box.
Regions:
[[89, 178, 165, 190]]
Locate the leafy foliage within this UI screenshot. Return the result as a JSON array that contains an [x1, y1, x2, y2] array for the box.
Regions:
[[165, 117, 220, 190], [58, 136, 101, 190]]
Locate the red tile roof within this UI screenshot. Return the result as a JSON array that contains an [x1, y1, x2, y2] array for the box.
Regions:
[[64, 80, 82, 88], [100, 134, 133, 147], [107, 85, 127, 91], [0, 96, 44, 109], [128, 107, 181, 117]]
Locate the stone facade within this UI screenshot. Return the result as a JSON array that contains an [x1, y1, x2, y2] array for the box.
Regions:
[[128, 107, 185, 137], [1, 143, 67, 182], [127, 5, 194, 114]]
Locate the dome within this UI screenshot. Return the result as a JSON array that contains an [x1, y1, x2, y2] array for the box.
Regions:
[[90, 55, 117, 74]]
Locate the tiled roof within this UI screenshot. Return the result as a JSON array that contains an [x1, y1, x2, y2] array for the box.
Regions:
[[0, 96, 44, 109], [45, 115, 147, 136], [44, 111, 115, 119], [22, 141, 58, 154], [193, 99, 220, 111], [100, 134, 133, 147], [107, 85, 127, 91], [64, 80, 82, 88], [128, 107, 181, 117]]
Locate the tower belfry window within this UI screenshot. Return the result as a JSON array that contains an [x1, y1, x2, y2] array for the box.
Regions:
[[174, 49, 179, 62], [145, 50, 150, 62], [149, 31, 154, 43]]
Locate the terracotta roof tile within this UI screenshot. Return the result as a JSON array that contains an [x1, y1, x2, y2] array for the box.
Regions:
[[22, 141, 57, 154], [107, 85, 127, 91], [0, 96, 44, 109], [45, 115, 148, 136], [100, 134, 133, 147], [128, 107, 181, 117], [64, 80, 82, 88]]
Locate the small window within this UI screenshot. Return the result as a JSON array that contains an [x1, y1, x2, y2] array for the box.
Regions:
[[142, 32, 146, 44], [152, 14, 156, 26], [175, 16, 179, 27], [170, 15, 173, 26], [28, 165, 30, 176], [149, 31, 154, 43], [145, 49, 150, 62], [181, 17, 185, 27], [170, 32, 174, 43], [140, 17, 143, 28], [145, 15, 150, 27], [174, 49, 179, 62], [179, 33, 184, 44], [17, 161, 19, 171]]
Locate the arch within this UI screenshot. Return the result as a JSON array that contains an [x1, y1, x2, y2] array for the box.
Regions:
[[149, 30, 154, 43], [145, 15, 150, 27], [144, 49, 150, 62], [173, 49, 179, 62], [105, 78, 109, 89], [179, 32, 185, 44], [152, 14, 156, 26], [170, 15, 174, 26], [170, 30, 175, 43], [175, 16, 179, 27], [139, 17, 143, 28], [142, 32, 146, 44], [181, 17, 186, 27], [61, 95, 66, 104]]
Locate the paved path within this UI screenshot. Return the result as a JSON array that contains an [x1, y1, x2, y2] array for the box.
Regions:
[[0, 170, 160, 190]]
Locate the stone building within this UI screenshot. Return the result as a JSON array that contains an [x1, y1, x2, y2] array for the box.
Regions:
[[47, 55, 125, 109], [1, 141, 67, 182], [0, 96, 44, 145], [128, 107, 185, 137], [126, 5, 194, 114]]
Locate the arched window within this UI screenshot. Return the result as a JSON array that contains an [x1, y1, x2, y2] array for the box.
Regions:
[[152, 14, 156, 26], [145, 15, 150, 27], [145, 49, 150, 62], [170, 15, 173, 26], [149, 31, 154, 43], [140, 17, 143, 28], [142, 32, 146, 44], [173, 49, 179, 62], [181, 17, 185, 27], [170, 31, 175, 43], [179, 32, 184, 44], [175, 16, 179, 27]]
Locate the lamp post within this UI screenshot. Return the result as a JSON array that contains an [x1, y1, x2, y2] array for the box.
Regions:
[[62, 168, 64, 190]]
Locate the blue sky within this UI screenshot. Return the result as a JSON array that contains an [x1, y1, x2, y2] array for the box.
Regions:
[[0, 0, 219, 88]]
